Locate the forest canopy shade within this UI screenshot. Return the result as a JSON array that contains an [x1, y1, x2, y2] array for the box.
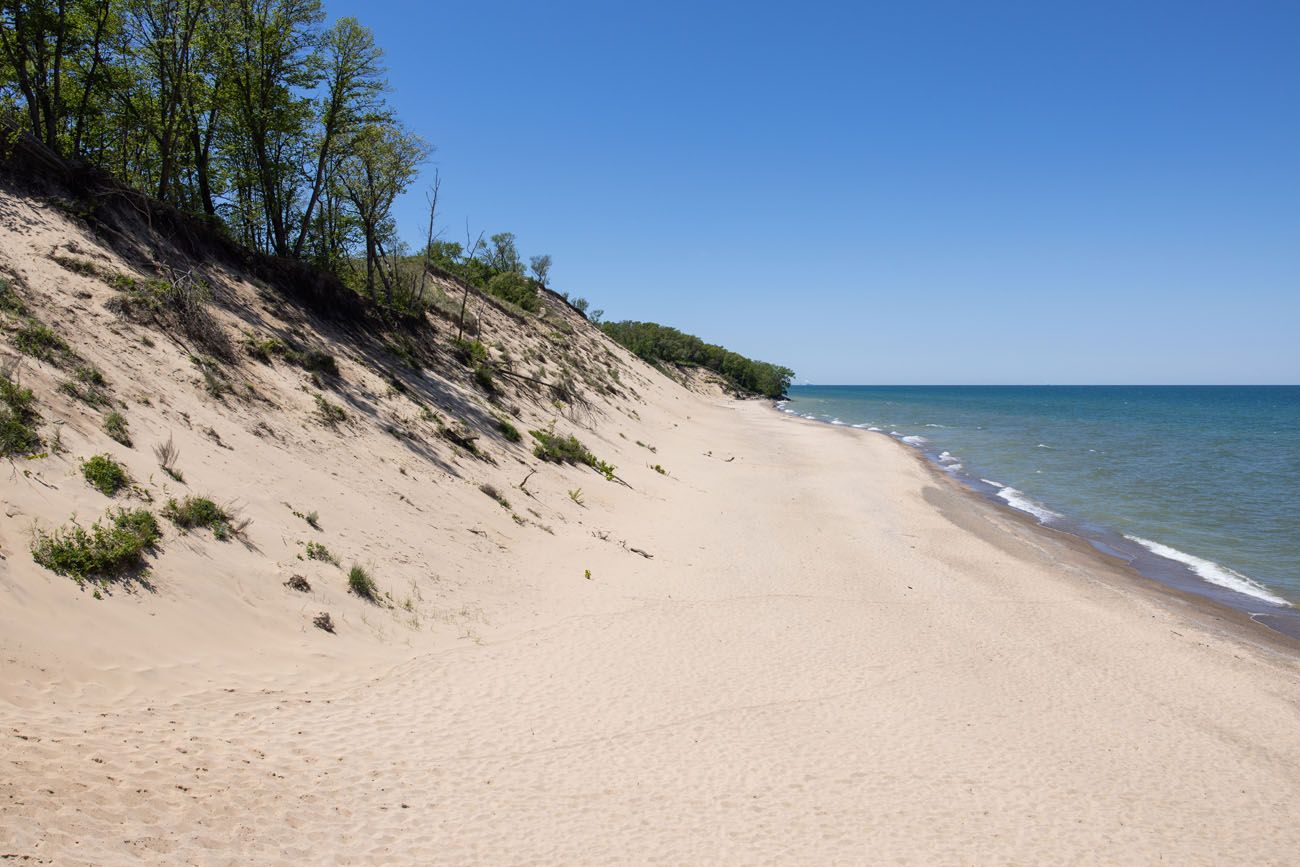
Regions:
[[600, 320, 793, 399]]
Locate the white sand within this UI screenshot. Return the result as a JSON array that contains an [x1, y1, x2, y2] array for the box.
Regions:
[[2, 189, 1300, 864]]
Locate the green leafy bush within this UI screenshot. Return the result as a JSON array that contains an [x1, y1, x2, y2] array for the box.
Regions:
[[162, 495, 245, 540], [348, 563, 378, 601], [530, 429, 616, 480], [496, 418, 521, 442], [81, 454, 129, 495], [306, 541, 338, 565], [0, 372, 41, 457], [485, 272, 540, 312], [453, 338, 488, 367], [31, 508, 161, 581]]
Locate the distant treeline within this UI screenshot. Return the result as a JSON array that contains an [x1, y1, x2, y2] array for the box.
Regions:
[[600, 321, 793, 399]]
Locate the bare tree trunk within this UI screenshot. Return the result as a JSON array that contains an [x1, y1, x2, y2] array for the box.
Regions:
[[417, 169, 439, 304]]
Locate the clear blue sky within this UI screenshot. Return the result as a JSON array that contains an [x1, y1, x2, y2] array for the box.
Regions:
[[326, 0, 1299, 384]]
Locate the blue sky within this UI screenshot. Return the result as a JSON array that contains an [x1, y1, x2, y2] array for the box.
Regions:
[[326, 0, 1299, 384]]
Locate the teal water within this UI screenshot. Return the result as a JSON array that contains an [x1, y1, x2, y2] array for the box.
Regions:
[[781, 386, 1300, 631]]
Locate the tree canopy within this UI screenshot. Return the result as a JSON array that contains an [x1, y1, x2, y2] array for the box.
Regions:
[[600, 320, 793, 399]]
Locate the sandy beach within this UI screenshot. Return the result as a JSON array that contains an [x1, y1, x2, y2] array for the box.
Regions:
[[5, 379, 1300, 863]]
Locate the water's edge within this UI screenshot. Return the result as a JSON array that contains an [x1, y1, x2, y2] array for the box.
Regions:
[[771, 400, 1300, 642]]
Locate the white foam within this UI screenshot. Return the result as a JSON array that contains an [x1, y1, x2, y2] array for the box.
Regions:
[[830, 418, 846, 426], [938, 450, 959, 463], [783, 408, 797, 414], [995, 487, 1062, 523], [803, 414, 816, 419], [1036, 443, 1052, 449], [900, 435, 928, 446], [943, 463, 963, 472], [866, 427, 882, 432], [925, 423, 945, 428], [980, 478, 1006, 488], [851, 423, 871, 429], [1125, 536, 1290, 606]]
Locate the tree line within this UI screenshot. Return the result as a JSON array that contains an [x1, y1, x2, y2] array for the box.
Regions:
[[0, 0, 452, 307], [600, 320, 793, 399]]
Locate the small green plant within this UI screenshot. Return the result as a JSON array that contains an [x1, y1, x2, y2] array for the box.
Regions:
[[636, 440, 657, 453], [59, 364, 111, 407], [305, 541, 338, 565], [103, 411, 131, 446], [31, 508, 161, 582], [348, 563, 378, 601], [568, 488, 584, 506], [530, 429, 617, 481], [479, 483, 510, 510], [13, 319, 69, 363], [584, 569, 592, 580], [303, 510, 320, 529], [1, 370, 42, 457], [651, 464, 667, 475], [162, 495, 246, 540], [242, 333, 283, 363], [452, 338, 488, 367], [0, 279, 27, 315], [496, 418, 521, 442], [81, 454, 129, 495], [314, 394, 347, 427]]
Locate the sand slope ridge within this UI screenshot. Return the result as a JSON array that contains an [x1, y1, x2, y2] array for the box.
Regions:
[[2, 181, 1300, 864]]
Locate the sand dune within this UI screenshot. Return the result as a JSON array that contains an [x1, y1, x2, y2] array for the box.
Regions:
[[2, 187, 1300, 863]]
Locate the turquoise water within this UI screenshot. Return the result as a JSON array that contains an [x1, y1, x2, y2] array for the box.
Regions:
[[782, 386, 1300, 632]]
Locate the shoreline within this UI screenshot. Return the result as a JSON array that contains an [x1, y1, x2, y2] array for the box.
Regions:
[[772, 399, 1300, 643]]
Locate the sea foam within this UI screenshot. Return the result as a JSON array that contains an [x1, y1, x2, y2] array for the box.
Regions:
[[994, 486, 1062, 523], [1125, 535, 1289, 606], [900, 435, 928, 446]]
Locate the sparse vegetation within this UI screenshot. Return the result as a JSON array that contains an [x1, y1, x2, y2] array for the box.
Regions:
[[1, 368, 42, 457], [13, 319, 69, 364], [530, 429, 616, 481], [496, 418, 521, 442], [651, 464, 667, 475], [285, 575, 312, 592], [153, 435, 183, 481], [31, 508, 161, 582], [306, 541, 338, 565], [568, 488, 584, 505], [479, 483, 510, 510], [348, 564, 378, 601], [59, 364, 112, 407], [313, 611, 335, 632], [453, 338, 488, 367], [314, 394, 347, 427], [81, 454, 129, 495], [162, 496, 247, 540], [103, 411, 131, 446]]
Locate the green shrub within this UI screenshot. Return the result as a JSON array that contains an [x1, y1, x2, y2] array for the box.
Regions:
[[496, 418, 521, 442], [13, 319, 69, 363], [651, 463, 667, 475], [485, 272, 540, 312], [530, 429, 594, 465], [162, 495, 245, 540], [452, 338, 488, 367], [0, 373, 41, 457], [305, 541, 338, 565], [81, 454, 129, 495], [289, 347, 339, 377], [0, 279, 28, 315], [103, 411, 131, 446], [31, 508, 161, 581], [348, 563, 378, 601]]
